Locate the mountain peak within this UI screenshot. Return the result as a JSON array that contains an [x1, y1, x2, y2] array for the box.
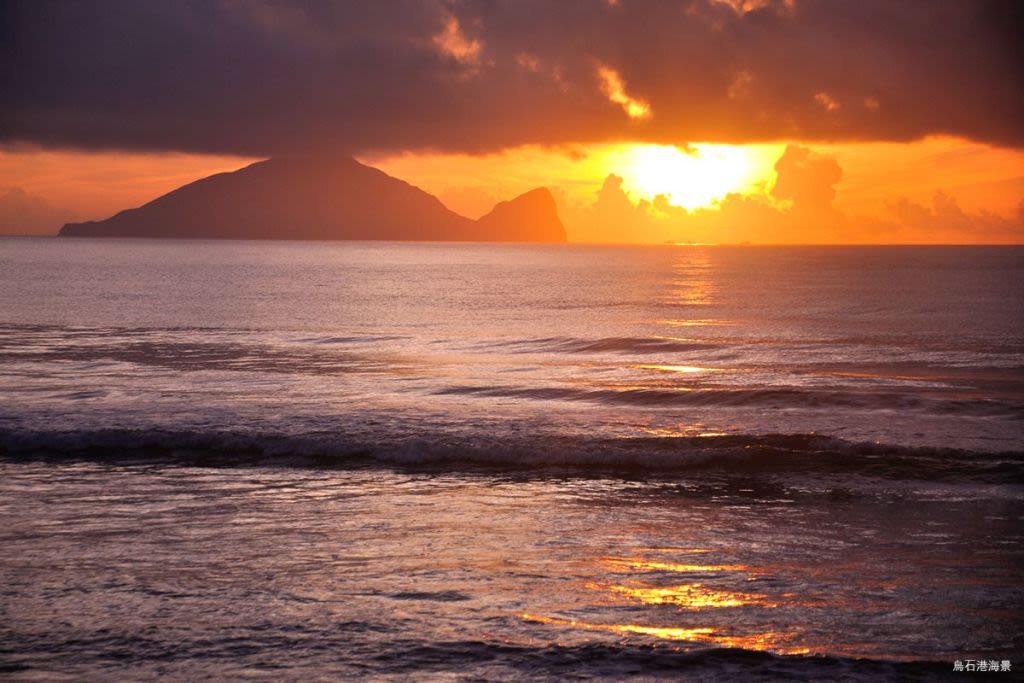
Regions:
[[59, 157, 566, 243], [476, 187, 566, 243]]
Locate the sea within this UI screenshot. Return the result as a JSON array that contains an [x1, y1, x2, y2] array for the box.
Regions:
[[1, 238, 1022, 681]]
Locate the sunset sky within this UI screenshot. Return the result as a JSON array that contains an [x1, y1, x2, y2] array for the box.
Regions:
[[2, 0, 1022, 243]]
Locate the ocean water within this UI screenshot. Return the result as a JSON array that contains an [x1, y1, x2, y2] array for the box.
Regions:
[[1, 238, 1022, 680]]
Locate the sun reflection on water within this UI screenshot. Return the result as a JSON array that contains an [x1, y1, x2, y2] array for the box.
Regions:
[[520, 613, 808, 655], [657, 318, 736, 327], [666, 249, 717, 308], [635, 364, 723, 374], [602, 557, 750, 574], [639, 426, 731, 438], [590, 582, 776, 610], [517, 552, 812, 655]]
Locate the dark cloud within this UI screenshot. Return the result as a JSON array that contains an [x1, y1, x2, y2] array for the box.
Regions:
[[2, 0, 1022, 157]]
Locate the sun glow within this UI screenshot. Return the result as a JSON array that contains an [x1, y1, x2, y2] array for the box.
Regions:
[[622, 144, 775, 210]]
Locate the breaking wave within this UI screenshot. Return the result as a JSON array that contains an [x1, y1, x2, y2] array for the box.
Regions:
[[2, 426, 1021, 486]]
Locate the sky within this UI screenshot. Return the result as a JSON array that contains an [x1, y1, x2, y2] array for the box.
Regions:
[[1, 0, 1022, 242]]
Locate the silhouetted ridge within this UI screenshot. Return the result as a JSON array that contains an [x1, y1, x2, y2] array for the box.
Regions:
[[476, 187, 565, 242], [59, 157, 566, 242]]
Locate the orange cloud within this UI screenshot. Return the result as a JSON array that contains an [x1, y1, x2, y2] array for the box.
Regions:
[[885, 192, 1024, 244], [814, 92, 840, 112], [433, 15, 482, 66], [712, 0, 794, 15], [727, 70, 754, 99], [771, 145, 842, 210], [515, 52, 541, 72], [597, 66, 652, 121]]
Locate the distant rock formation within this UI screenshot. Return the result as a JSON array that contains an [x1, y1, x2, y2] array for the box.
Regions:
[[476, 188, 565, 243], [59, 156, 566, 243]]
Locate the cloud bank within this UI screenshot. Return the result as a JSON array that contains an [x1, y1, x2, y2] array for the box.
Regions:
[[0, 188, 75, 235], [2, 0, 1022, 156], [561, 145, 1024, 244]]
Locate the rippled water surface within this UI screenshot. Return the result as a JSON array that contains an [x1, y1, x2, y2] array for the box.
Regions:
[[2, 462, 1019, 681], [1, 238, 1022, 680]]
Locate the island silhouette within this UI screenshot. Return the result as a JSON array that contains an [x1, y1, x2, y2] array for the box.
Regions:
[[59, 156, 566, 242]]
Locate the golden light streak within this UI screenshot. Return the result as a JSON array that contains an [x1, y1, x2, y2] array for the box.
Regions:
[[520, 613, 808, 654], [601, 558, 750, 573], [640, 427, 732, 438], [635, 364, 723, 374], [591, 582, 776, 609], [657, 319, 736, 327]]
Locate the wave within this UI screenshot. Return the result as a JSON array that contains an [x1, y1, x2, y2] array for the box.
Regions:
[[367, 640, 958, 682], [0, 632, 959, 682], [296, 334, 410, 345], [1, 426, 1020, 486], [435, 384, 1024, 418], [0, 339, 403, 376], [477, 335, 724, 354]]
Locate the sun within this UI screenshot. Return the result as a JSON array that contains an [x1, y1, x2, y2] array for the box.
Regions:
[[622, 143, 778, 210]]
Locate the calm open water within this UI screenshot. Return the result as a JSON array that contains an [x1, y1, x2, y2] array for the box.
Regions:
[[1, 238, 1022, 680]]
